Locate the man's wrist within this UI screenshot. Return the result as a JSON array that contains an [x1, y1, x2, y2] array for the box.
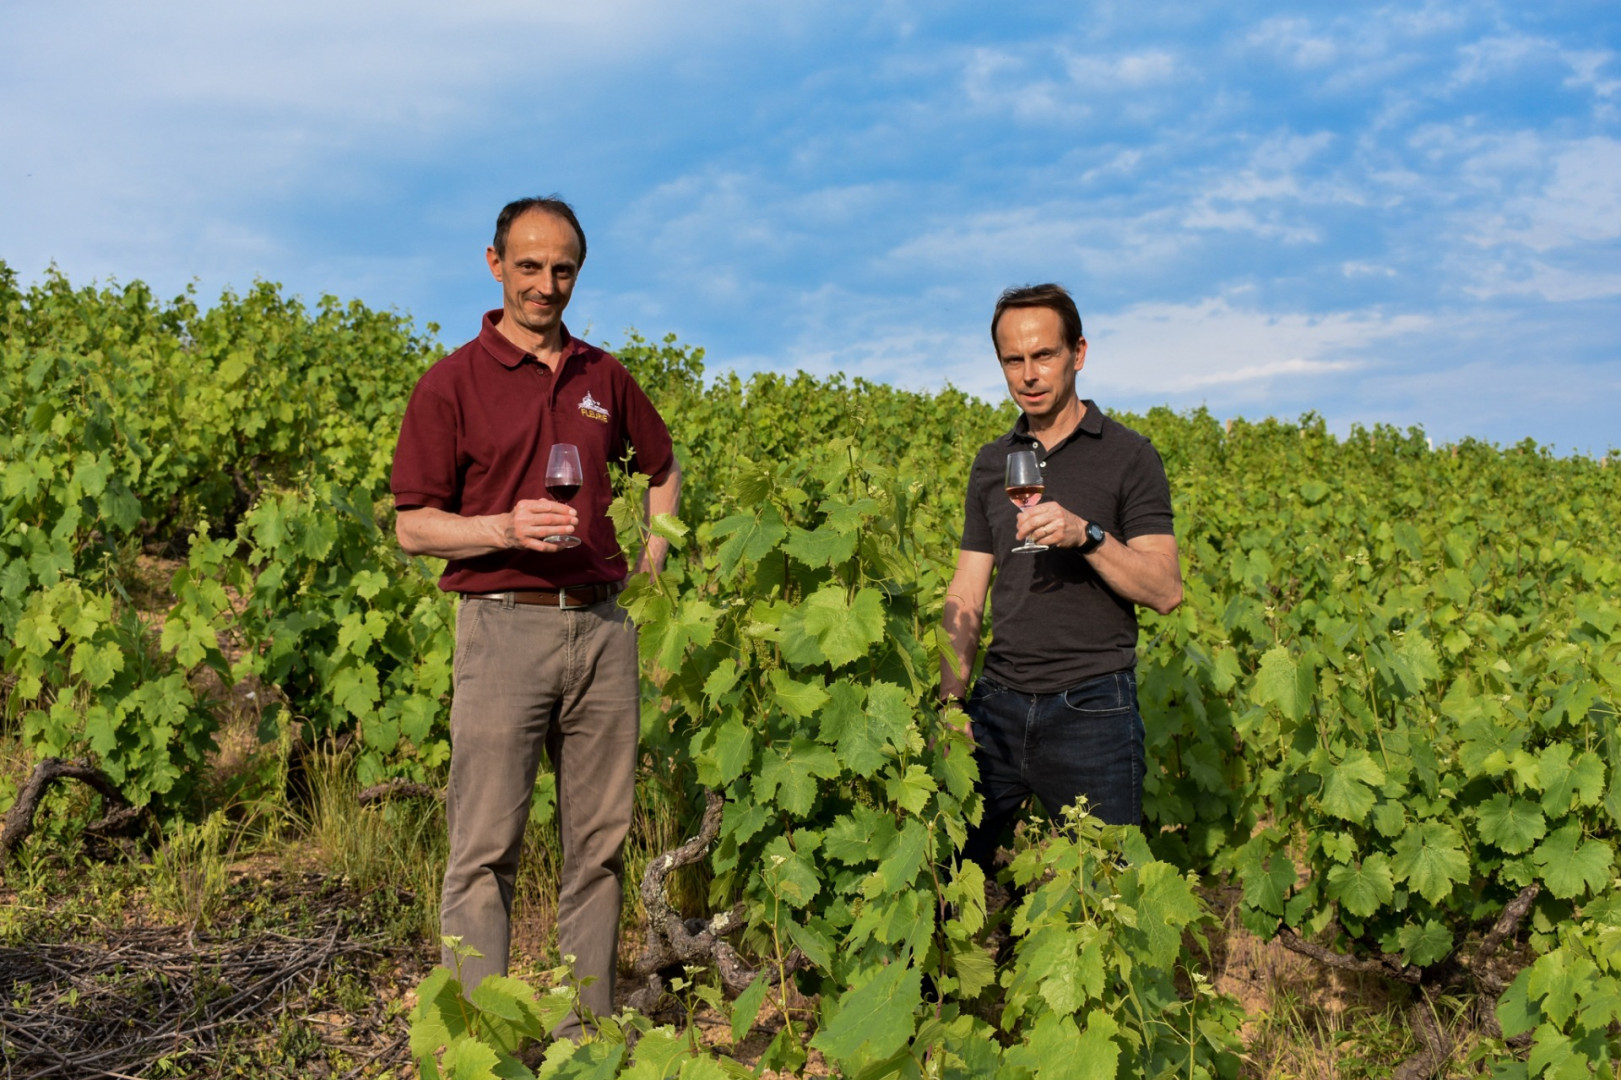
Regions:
[[490, 513, 515, 550], [1076, 520, 1106, 555]]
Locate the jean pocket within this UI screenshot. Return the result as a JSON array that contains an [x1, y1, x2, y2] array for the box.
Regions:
[[1060, 673, 1135, 715], [970, 677, 1015, 705]]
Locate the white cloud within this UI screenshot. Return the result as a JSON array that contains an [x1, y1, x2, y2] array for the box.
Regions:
[[960, 48, 1084, 122], [1450, 33, 1551, 88], [751, 295, 1441, 414], [1079, 148, 1145, 184], [1240, 8, 1475, 96], [1063, 50, 1179, 89], [613, 168, 912, 281], [0, 0, 770, 302], [880, 204, 1186, 281], [1179, 132, 1344, 241], [1083, 297, 1434, 397], [0, 1, 698, 130], [765, 324, 980, 394], [1342, 261, 1398, 278], [1465, 260, 1621, 303], [1564, 49, 1621, 101], [956, 42, 1186, 126], [1476, 137, 1621, 252], [1246, 17, 1339, 68], [1384, 4, 1471, 39]]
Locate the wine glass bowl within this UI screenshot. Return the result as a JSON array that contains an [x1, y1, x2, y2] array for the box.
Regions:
[[1005, 450, 1048, 554], [543, 443, 584, 549]]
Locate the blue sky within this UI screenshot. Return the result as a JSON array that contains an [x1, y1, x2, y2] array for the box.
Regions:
[[3, 2, 1618, 452]]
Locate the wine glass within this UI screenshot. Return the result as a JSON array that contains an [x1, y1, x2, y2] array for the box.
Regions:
[[1006, 450, 1047, 554], [543, 444, 583, 549]]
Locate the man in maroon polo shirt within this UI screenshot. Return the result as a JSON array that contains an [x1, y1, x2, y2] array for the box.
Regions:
[[391, 196, 680, 1036]]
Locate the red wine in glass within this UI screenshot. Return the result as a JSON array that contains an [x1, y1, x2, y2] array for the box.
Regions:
[[543, 444, 583, 549], [1006, 450, 1048, 553]]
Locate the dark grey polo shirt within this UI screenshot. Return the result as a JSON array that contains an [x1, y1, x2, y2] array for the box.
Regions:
[[960, 401, 1174, 693]]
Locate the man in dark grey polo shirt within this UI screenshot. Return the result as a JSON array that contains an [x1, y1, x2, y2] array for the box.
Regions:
[[939, 283, 1182, 872]]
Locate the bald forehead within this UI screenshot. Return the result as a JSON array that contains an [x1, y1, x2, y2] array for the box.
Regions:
[[507, 209, 583, 262]]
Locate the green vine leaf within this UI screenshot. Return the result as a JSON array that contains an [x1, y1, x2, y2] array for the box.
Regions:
[[1391, 821, 1470, 904], [1534, 823, 1615, 900], [1476, 794, 1547, 855], [1318, 749, 1384, 821], [784, 586, 885, 668], [808, 959, 922, 1067], [1254, 647, 1312, 722], [1325, 854, 1395, 918]]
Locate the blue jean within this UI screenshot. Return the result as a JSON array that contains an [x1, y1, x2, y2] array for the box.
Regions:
[[962, 669, 1145, 873]]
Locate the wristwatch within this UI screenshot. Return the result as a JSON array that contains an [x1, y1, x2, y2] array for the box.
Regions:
[[1078, 522, 1106, 554]]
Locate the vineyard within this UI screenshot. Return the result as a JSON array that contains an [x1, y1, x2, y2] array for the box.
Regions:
[[2, 263, 1620, 1079]]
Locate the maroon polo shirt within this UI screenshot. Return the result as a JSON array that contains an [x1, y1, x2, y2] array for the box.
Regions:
[[391, 312, 675, 594]]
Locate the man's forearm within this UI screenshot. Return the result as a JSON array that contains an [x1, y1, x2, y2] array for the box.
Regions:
[[1014, 503, 1182, 615], [940, 551, 995, 702], [939, 595, 983, 701], [396, 506, 513, 560], [636, 463, 683, 575], [1088, 537, 1183, 614]]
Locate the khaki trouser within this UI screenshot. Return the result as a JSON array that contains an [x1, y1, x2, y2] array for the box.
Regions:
[[439, 593, 640, 1037]]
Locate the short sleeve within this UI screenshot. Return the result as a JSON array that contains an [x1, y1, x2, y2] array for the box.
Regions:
[[617, 368, 675, 483], [391, 378, 459, 511], [1117, 440, 1174, 540], [960, 449, 995, 554]]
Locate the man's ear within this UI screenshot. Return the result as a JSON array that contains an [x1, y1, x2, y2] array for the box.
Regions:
[[486, 246, 503, 282], [1073, 338, 1087, 372]]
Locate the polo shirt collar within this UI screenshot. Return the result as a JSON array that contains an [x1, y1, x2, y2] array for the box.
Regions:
[[478, 310, 582, 370], [1008, 399, 1104, 451]]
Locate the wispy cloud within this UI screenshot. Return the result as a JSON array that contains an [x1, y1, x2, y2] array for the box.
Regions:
[[1468, 137, 1621, 253], [1087, 297, 1429, 396], [1450, 33, 1553, 89], [1062, 50, 1180, 89], [1245, 16, 1341, 68]]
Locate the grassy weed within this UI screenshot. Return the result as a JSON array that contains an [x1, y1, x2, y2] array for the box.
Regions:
[[297, 747, 446, 941], [146, 809, 235, 929]]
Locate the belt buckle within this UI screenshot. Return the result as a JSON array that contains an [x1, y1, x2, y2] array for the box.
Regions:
[[558, 585, 580, 610]]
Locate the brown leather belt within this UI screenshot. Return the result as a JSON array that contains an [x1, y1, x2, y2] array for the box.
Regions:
[[466, 582, 621, 609]]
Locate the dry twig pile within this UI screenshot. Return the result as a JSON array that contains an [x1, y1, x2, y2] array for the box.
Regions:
[[0, 921, 415, 1078]]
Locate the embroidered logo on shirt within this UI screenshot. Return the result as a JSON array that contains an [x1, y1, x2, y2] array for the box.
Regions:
[[578, 391, 609, 423]]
